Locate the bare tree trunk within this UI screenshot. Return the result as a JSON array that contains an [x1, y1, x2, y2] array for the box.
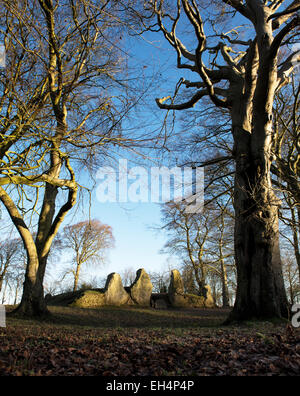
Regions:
[[0, 186, 51, 316], [14, 279, 20, 306], [0, 261, 9, 294], [218, 214, 230, 308], [73, 262, 81, 292], [231, 188, 288, 319], [228, 127, 289, 321], [0, 275, 4, 294], [289, 204, 300, 285], [287, 268, 295, 306], [194, 262, 206, 296], [1, 279, 8, 304], [220, 258, 230, 308], [226, 12, 289, 320], [15, 242, 48, 317], [210, 275, 218, 305]]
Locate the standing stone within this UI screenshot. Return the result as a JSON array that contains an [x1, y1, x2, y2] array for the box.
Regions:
[[104, 273, 132, 305], [203, 285, 215, 308], [168, 269, 187, 307], [129, 268, 153, 306]]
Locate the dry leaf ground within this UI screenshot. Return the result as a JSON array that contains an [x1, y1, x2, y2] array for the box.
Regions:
[[0, 305, 299, 376]]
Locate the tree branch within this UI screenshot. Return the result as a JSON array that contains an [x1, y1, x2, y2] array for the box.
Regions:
[[221, 0, 254, 21], [270, 14, 300, 58], [271, 0, 300, 29]]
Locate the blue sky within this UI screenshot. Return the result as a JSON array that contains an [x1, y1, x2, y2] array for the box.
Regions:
[[0, 21, 184, 298], [46, 32, 185, 287], [75, 29, 196, 281], [4, 2, 292, 294], [46, 187, 180, 288], [36, 9, 251, 287], [89, 200, 175, 278], [68, 27, 206, 284]]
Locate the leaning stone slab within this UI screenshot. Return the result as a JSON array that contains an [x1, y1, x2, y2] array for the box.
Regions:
[[46, 290, 87, 306], [47, 288, 106, 308], [128, 268, 153, 306]]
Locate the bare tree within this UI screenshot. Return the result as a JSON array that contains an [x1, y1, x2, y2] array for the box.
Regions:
[[160, 198, 234, 306], [272, 79, 300, 205], [0, 237, 26, 304], [0, 0, 149, 316], [161, 201, 214, 294], [148, 270, 170, 293], [210, 203, 235, 308], [282, 254, 300, 305], [120, 267, 137, 288], [61, 220, 114, 292], [272, 79, 300, 285], [144, 0, 300, 321], [0, 238, 20, 293]]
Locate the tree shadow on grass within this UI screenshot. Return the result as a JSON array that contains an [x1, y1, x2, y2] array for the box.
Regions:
[[46, 305, 231, 330]]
